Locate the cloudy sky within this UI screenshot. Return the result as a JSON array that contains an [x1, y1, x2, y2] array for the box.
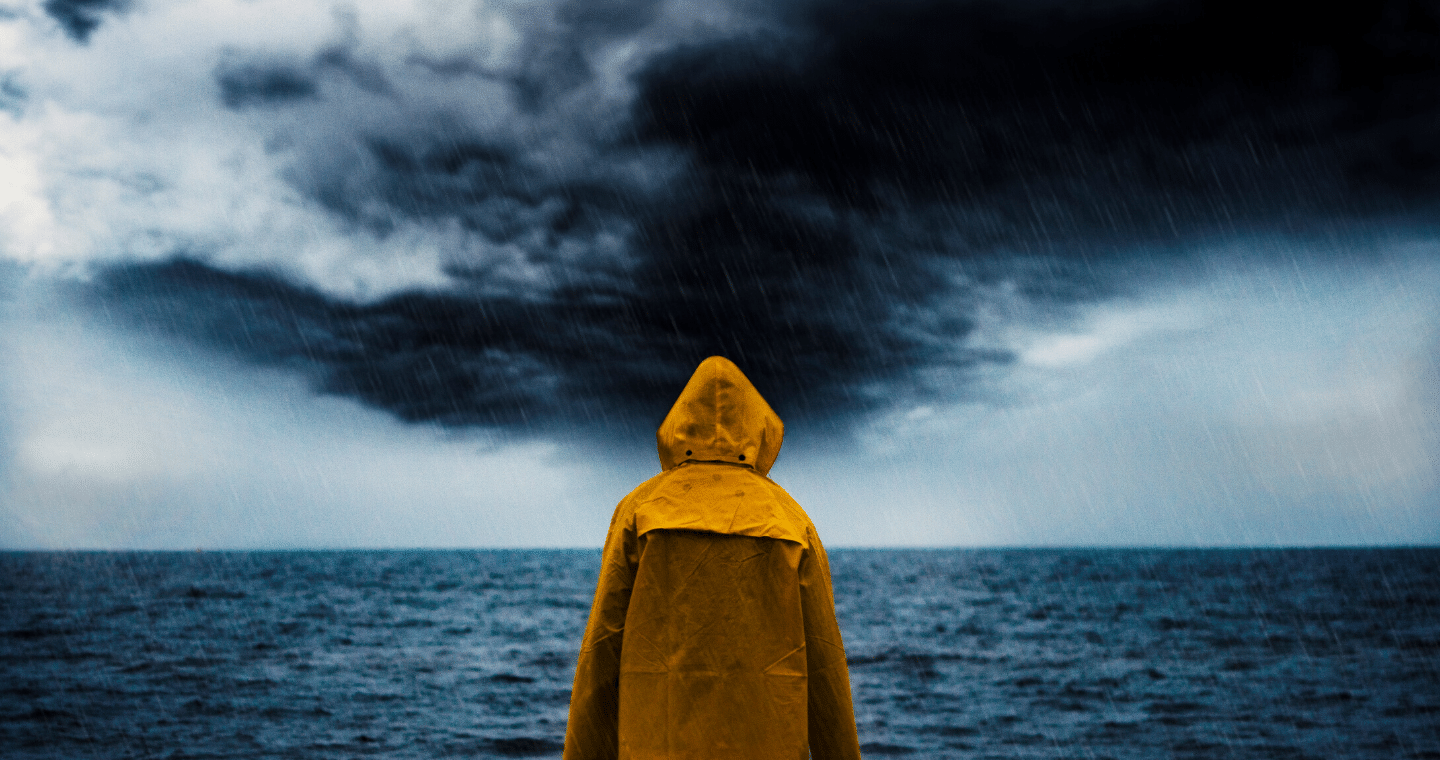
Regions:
[[1, 0, 1436, 548]]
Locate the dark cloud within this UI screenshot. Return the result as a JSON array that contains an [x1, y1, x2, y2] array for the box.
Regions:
[[0, 72, 25, 118], [44, 0, 127, 42], [313, 45, 393, 95], [89, 0, 1440, 434], [632, 0, 1440, 238], [216, 62, 319, 109], [394, 0, 668, 109], [511, 0, 667, 108], [85, 256, 1019, 435], [215, 41, 394, 111]]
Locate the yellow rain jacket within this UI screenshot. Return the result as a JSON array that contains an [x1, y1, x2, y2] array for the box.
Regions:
[[563, 357, 862, 760]]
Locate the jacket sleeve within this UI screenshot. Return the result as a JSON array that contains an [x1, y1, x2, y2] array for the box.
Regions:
[[800, 528, 862, 760], [563, 506, 638, 760]]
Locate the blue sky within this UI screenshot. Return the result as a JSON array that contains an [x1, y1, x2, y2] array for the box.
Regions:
[[1, 0, 1436, 547]]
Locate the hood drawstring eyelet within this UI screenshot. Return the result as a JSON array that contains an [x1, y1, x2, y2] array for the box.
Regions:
[[738, 454, 746, 461], [685, 450, 692, 456]]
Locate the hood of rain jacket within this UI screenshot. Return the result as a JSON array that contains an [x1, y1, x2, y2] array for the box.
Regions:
[[564, 357, 861, 760], [656, 356, 785, 475]]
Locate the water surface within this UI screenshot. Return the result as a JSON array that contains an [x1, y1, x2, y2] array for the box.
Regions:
[[2, 548, 1437, 758]]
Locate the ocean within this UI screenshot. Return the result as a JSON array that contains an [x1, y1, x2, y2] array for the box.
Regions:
[[2, 548, 1437, 759]]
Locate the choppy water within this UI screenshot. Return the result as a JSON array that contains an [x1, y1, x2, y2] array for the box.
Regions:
[[2, 549, 1437, 759]]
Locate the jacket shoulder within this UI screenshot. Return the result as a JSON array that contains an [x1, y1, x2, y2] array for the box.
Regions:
[[630, 464, 815, 547], [608, 471, 670, 528], [756, 474, 831, 557], [754, 473, 816, 529]]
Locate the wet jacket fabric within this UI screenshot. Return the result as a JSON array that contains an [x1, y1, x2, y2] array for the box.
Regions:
[[564, 357, 862, 760]]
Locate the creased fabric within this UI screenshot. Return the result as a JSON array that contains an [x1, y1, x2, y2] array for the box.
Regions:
[[564, 357, 861, 760]]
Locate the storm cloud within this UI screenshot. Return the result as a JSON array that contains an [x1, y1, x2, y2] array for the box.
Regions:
[[42, 0, 128, 42], [21, 0, 1440, 434]]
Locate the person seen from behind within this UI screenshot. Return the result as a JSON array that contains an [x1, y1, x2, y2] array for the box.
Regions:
[[563, 356, 863, 760]]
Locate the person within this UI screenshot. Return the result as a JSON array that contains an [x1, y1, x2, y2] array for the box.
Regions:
[[563, 356, 863, 760]]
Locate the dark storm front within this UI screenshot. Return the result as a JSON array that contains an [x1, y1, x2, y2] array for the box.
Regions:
[[2, 551, 1437, 759]]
